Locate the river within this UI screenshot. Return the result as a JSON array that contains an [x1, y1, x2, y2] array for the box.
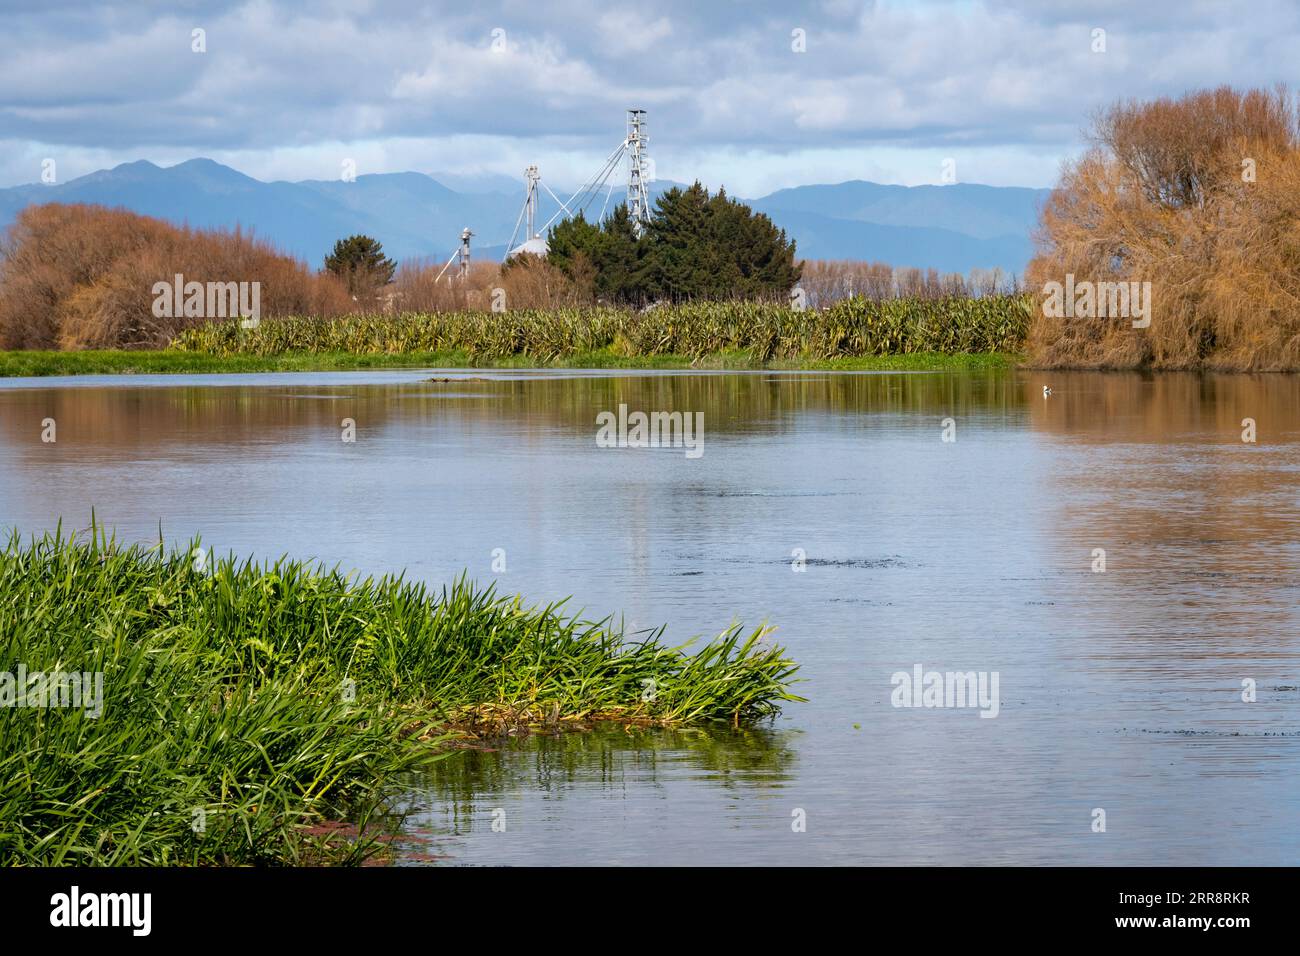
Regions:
[[1, 367, 1297, 864]]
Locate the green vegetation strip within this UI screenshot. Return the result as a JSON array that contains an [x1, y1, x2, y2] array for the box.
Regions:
[[0, 347, 1019, 376], [0, 298, 1029, 376], [0, 527, 800, 865], [172, 298, 1031, 363]]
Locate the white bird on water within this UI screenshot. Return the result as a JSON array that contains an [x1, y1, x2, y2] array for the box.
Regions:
[[1042, 385, 1052, 398]]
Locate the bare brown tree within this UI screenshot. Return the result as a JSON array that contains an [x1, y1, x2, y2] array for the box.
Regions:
[[1028, 85, 1300, 370]]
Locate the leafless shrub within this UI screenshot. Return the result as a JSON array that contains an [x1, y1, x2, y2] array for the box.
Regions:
[[1028, 85, 1300, 370], [797, 259, 1012, 309], [0, 203, 353, 349]]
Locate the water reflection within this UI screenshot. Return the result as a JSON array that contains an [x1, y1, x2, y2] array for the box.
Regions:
[[0, 368, 1026, 450], [425, 724, 796, 810], [395, 723, 800, 866]]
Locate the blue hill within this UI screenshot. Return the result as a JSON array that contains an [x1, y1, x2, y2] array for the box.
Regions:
[[0, 161, 1047, 274]]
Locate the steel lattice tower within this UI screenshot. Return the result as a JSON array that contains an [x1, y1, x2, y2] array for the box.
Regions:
[[626, 110, 650, 237]]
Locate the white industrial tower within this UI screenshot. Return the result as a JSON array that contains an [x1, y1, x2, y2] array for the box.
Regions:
[[457, 227, 473, 280], [523, 165, 540, 241], [505, 165, 550, 258], [500, 109, 654, 259], [433, 226, 475, 284], [626, 109, 650, 237]]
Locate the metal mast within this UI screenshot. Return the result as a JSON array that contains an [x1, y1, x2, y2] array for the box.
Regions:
[[502, 111, 655, 260], [458, 227, 473, 280], [524, 164, 540, 239], [626, 109, 650, 237]]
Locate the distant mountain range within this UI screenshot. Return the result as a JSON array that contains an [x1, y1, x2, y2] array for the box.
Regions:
[[0, 159, 1048, 275]]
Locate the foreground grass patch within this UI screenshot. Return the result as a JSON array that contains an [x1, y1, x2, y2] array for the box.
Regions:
[[0, 527, 799, 865]]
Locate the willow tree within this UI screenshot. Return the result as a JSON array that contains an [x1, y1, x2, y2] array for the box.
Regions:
[[1027, 85, 1300, 371]]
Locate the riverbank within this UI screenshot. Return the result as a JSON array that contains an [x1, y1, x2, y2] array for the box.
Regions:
[[0, 298, 1031, 376], [0, 528, 799, 865], [0, 347, 1020, 377]]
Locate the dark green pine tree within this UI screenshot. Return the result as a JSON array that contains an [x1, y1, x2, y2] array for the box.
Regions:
[[640, 182, 800, 302], [542, 182, 800, 304], [544, 212, 603, 276], [323, 234, 396, 298], [704, 187, 746, 297], [641, 182, 712, 300], [595, 204, 643, 303]]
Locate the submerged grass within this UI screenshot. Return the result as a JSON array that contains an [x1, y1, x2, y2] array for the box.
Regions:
[[0, 525, 800, 865]]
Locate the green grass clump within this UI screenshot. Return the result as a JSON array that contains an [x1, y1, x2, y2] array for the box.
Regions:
[[0, 526, 800, 865]]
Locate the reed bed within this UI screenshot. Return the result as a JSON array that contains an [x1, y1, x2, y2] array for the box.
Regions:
[[171, 295, 1032, 362], [0, 526, 799, 865]]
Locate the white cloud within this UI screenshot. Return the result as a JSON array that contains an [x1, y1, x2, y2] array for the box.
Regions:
[[1, 0, 1298, 190], [596, 11, 672, 53]]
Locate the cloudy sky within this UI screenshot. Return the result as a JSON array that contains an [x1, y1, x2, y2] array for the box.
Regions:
[[1, 0, 1296, 194]]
